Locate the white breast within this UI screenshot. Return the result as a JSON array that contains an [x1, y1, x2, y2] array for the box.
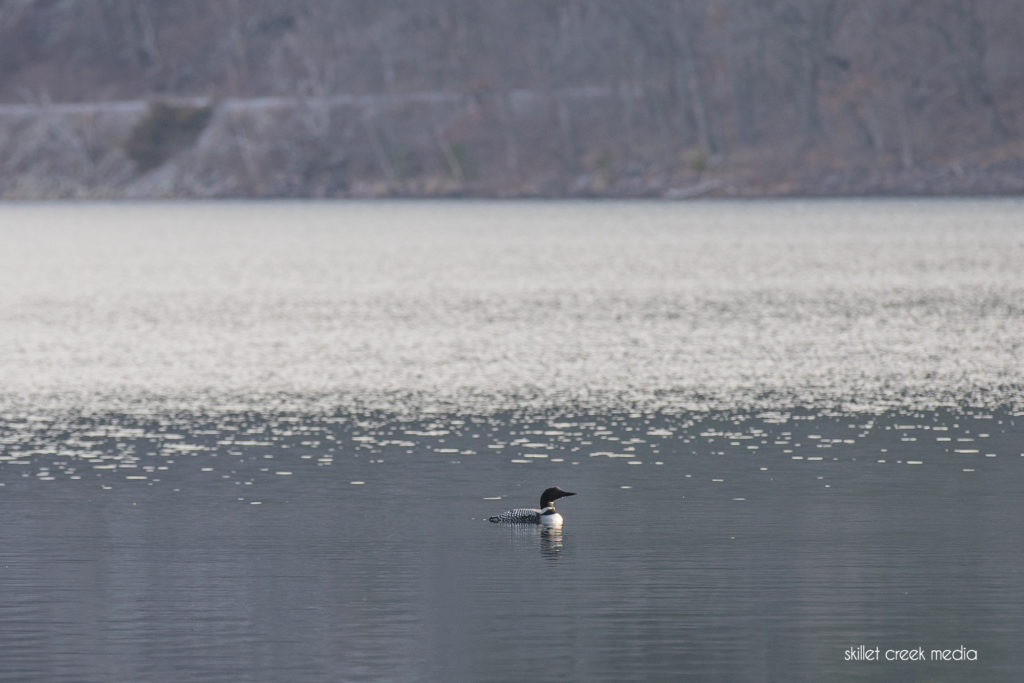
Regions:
[[540, 511, 564, 526]]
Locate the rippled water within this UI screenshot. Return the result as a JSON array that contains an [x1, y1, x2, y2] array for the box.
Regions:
[[1, 200, 1023, 681]]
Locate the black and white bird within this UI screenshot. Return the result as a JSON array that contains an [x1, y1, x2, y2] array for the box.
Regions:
[[488, 486, 577, 526]]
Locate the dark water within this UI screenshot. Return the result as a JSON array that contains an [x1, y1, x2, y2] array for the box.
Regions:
[[1, 200, 1023, 681]]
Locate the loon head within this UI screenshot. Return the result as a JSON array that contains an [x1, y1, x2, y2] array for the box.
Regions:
[[539, 486, 576, 509]]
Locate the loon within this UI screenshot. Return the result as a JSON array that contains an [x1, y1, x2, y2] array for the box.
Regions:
[[488, 486, 577, 525]]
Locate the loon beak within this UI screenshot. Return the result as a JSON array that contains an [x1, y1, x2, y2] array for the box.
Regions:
[[559, 490, 577, 499]]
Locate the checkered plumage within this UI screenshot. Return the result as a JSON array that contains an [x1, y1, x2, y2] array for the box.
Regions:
[[489, 507, 546, 524]]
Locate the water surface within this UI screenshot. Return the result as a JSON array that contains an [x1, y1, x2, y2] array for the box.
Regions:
[[1, 200, 1022, 681]]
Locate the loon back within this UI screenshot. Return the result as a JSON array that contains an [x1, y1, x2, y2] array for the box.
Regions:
[[489, 507, 552, 524], [488, 487, 576, 525]]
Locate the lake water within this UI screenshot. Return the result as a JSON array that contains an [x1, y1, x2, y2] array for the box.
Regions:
[[1, 200, 1022, 681]]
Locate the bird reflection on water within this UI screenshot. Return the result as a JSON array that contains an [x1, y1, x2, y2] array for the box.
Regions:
[[501, 523, 565, 561], [539, 526, 564, 561]]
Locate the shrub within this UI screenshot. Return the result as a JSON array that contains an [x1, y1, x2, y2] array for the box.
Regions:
[[124, 100, 214, 172]]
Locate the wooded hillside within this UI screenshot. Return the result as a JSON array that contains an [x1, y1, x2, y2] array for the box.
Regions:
[[1, 1, 1022, 198]]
